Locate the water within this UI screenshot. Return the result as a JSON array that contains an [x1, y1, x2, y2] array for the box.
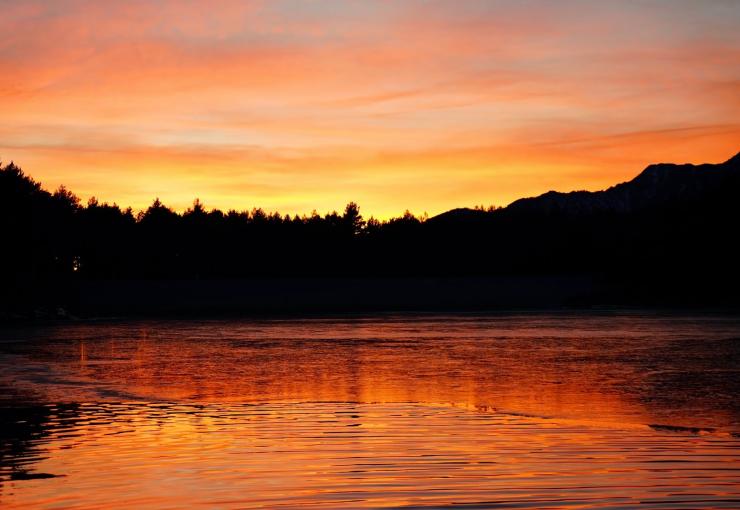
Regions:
[[1, 312, 739, 508]]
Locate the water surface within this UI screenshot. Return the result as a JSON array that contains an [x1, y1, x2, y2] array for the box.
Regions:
[[1, 312, 739, 508]]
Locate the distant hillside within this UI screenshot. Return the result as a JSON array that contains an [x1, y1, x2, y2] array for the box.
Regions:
[[432, 152, 740, 221], [2, 151, 740, 317], [506, 152, 740, 216]]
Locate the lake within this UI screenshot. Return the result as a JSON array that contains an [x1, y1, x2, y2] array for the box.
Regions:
[[1, 312, 739, 508]]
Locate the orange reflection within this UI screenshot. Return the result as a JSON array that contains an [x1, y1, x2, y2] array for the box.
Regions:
[[5, 314, 738, 431], [1, 401, 738, 509], [2, 314, 740, 508]]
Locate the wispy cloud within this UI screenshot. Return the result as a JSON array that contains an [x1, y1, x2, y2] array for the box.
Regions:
[[1, 0, 739, 217]]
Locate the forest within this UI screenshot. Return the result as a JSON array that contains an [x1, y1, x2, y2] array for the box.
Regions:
[[2, 153, 739, 314]]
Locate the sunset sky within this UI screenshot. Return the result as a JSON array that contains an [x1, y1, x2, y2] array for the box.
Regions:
[[2, 0, 739, 218]]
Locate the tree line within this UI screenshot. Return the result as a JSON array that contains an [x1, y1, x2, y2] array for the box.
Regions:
[[1, 161, 440, 280], [2, 159, 739, 307]]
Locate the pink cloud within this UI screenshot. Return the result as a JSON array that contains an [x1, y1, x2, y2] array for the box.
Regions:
[[1, 1, 739, 217]]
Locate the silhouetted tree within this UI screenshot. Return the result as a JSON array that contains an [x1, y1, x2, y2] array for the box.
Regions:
[[2, 152, 740, 314], [342, 202, 365, 236]]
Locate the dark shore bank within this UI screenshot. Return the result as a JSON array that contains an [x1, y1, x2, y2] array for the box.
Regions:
[[4, 273, 738, 322], [69, 275, 602, 317], [3, 153, 739, 322]]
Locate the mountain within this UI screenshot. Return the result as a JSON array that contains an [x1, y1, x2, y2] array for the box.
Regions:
[[425, 207, 490, 227], [3, 150, 740, 317], [440, 152, 740, 219], [418, 151, 740, 306]]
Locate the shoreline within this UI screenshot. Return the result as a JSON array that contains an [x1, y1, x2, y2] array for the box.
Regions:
[[4, 274, 740, 323]]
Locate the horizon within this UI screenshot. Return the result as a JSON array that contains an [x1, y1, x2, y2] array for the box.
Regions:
[[5, 149, 738, 218], [2, 1, 740, 218]]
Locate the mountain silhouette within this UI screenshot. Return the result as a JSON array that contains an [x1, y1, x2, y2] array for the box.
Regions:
[[431, 152, 740, 220], [2, 151, 739, 317]]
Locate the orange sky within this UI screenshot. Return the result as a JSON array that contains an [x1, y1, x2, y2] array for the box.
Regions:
[[1, 0, 739, 217]]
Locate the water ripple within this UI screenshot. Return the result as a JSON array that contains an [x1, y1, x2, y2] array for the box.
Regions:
[[1, 401, 739, 509]]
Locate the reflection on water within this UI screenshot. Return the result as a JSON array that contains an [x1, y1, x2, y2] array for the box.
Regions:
[[1, 313, 739, 508], [1, 401, 739, 509]]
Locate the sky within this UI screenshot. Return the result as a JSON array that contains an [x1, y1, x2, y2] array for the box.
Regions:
[[1, 0, 739, 217]]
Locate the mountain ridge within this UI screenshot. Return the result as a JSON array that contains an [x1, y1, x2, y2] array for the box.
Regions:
[[2, 150, 740, 314], [432, 152, 740, 221]]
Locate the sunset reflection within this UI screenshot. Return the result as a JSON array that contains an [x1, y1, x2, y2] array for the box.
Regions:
[[1, 401, 738, 509], [2, 314, 740, 508], [4, 314, 739, 431]]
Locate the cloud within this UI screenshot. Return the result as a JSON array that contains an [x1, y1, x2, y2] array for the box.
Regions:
[[1, 0, 739, 217]]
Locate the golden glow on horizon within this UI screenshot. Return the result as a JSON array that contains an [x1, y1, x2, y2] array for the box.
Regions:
[[1, 1, 739, 218]]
